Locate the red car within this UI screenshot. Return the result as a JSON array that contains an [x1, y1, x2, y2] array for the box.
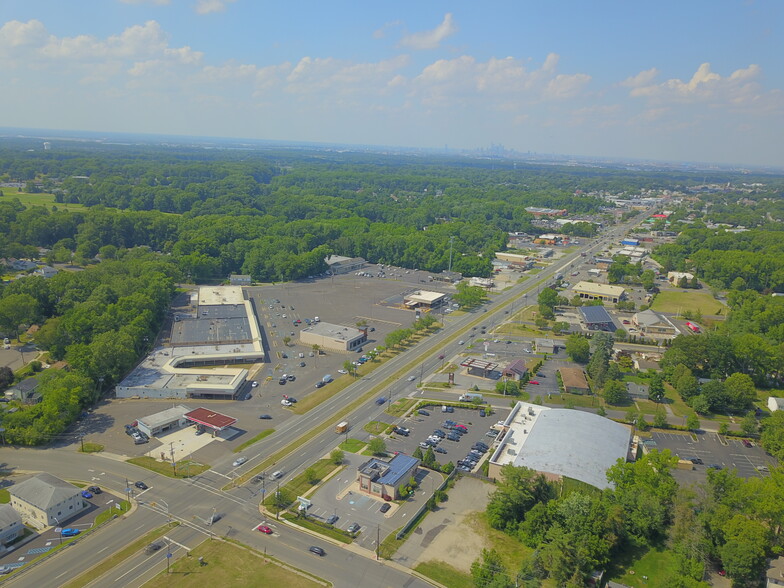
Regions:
[[257, 525, 273, 534], [742, 439, 752, 448], [529, 380, 540, 385]]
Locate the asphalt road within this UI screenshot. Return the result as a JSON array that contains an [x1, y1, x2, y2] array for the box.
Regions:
[[0, 210, 650, 587]]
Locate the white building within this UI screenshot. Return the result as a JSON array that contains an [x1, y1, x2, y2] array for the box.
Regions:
[[299, 322, 367, 352], [768, 397, 784, 412], [0, 504, 24, 546], [9, 473, 87, 529], [667, 271, 695, 284]]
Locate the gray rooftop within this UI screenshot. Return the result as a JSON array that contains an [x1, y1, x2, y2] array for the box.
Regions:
[[494, 403, 631, 489], [138, 405, 191, 430], [634, 309, 670, 328], [301, 322, 364, 342], [579, 305, 614, 324], [172, 304, 252, 345], [0, 504, 21, 527], [9, 473, 79, 510]]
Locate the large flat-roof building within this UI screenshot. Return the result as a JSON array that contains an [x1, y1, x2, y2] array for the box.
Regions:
[[488, 402, 632, 490], [403, 290, 447, 309], [117, 286, 262, 400], [572, 281, 626, 304], [325, 255, 366, 275], [299, 322, 367, 352]]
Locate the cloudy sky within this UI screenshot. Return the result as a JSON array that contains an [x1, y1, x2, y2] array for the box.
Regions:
[[1, 1, 782, 166]]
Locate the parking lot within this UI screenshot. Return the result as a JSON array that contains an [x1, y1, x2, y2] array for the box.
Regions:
[[304, 452, 441, 551], [650, 431, 776, 483], [384, 406, 510, 471]]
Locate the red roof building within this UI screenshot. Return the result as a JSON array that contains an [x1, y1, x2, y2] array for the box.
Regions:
[[184, 408, 237, 431]]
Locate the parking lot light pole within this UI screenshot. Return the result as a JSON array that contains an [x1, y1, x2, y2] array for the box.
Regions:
[[53, 517, 62, 545]]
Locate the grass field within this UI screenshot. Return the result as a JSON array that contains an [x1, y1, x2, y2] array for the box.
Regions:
[[127, 456, 210, 478], [79, 442, 104, 453], [650, 290, 727, 317], [0, 489, 9, 503], [0, 189, 87, 211], [144, 539, 325, 588], [363, 421, 389, 435], [414, 561, 473, 588], [339, 438, 366, 453], [386, 398, 417, 417], [62, 523, 179, 588], [282, 512, 353, 543], [605, 539, 706, 588], [262, 459, 336, 509]]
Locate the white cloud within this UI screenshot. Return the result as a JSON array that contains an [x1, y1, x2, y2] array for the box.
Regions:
[[194, 0, 236, 15], [399, 13, 457, 50], [620, 67, 659, 88], [545, 73, 591, 99], [628, 62, 762, 104], [0, 19, 48, 49]]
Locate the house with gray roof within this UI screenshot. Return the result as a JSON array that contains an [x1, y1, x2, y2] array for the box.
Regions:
[[9, 473, 87, 529], [0, 504, 23, 547], [632, 309, 678, 338]]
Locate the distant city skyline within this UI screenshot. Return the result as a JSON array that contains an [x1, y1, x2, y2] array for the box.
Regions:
[[0, 1, 782, 167]]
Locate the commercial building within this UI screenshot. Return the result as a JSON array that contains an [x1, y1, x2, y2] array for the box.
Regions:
[[184, 407, 238, 436], [229, 274, 251, 286], [525, 207, 568, 217], [579, 306, 615, 331], [0, 505, 23, 546], [488, 402, 632, 490], [667, 271, 694, 284], [535, 338, 557, 354], [136, 405, 191, 437], [621, 238, 640, 247], [325, 255, 366, 275], [469, 277, 494, 288], [403, 290, 447, 309], [460, 358, 498, 378], [495, 252, 531, 267], [572, 281, 626, 304], [357, 453, 420, 500], [9, 473, 88, 529], [502, 359, 528, 381], [299, 322, 367, 352], [559, 368, 590, 394], [117, 286, 262, 400], [632, 310, 678, 338]]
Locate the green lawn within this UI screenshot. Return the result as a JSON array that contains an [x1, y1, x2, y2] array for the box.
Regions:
[[339, 438, 366, 453], [79, 442, 104, 453], [144, 538, 325, 588], [234, 429, 274, 453], [606, 539, 707, 588], [0, 189, 87, 211], [363, 421, 389, 435], [61, 523, 179, 588], [263, 459, 336, 509], [0, 489, 9, 503], [386, 398, 417, 417], [650, 290, 727, 317], [282, 512, 353, 543], [414, 561, 473, 588], [127, 456, 210, 478], [94, 500, 130, 525]]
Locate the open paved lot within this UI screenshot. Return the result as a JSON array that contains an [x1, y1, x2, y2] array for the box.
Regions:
[[651, 431, 776, 483], [385, 405, 510, 470], [304, 452, 442, 551]]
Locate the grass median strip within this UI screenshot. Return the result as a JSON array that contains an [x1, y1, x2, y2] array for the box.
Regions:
[[61, 522, 179, 588], [234, 429, 274, 453], [414, 561, 473, 588], [127, 456, 210, 478], [281, 513, 353, 544]]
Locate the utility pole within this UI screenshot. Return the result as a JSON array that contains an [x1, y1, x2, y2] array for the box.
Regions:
[[169, 442, 177, 476], [376, 524, 380, 560], [448, 236, 455, 273], [79, 434, 84, 452]]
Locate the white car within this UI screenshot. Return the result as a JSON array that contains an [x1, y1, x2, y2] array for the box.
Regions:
[[232, 457, 247, 467], [271, 470, 283, 479], [281, 399, 292, 406], [407, 375, 416, 381], [338, 369, 348, 374], [250, 381, 258, 388]]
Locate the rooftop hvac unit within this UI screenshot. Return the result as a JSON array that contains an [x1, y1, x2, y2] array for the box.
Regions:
[[507, 448, 516, 456]]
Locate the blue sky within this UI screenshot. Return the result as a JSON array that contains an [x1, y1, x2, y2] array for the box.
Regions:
[[1, 1, 782, 166]]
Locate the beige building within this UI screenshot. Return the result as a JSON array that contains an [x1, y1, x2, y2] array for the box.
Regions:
[[632, 309, 678, 338], [9, 473, 87, 529], [572, 281, 626, 304], [0, 504, 24, 547], [299, 322, 367, 352], [403, 290, 447, 308], [357, 453, 419, 500], [559, 367, 590, 394], [667, 271, 694, 284]]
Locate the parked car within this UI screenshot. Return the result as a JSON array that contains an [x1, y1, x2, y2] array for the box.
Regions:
[[419, 442, 430, 449], [708, 464, 723, 470], [742, 439, 753, 448], [278, 378, 287, 385], [60, 528, 81, 537], [287, 374, 296, 381], [80, 490, 93, 499], [281, 399, 292, 406], [528, 380, 540, 385], [299, 361, 306, 367], [432, 429, 446, 438], [250, 381, 258, 388], [447, 432, 461, 441], [435, 447, 447, 454], [380, 503, 391, 513], [257, 525, 273, 534], [418, 409, 430, 416], [479, 409, 486, 417], [315, 381, 325, 388], [326, 515, 339, 525], [232, 456, 247, 467], [689, 457, 704, 465], [88, 486, 102, 494], [309, 546, 325, 556], [259, 414, 272, 419], [338, 369, 348, 374], [347, 523, 361, 534], [394, 427, 409, 436], [135, 481, 148, 490]]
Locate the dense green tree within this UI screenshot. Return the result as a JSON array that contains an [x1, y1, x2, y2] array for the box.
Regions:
[[602, 379, 629, 405], [565, 334, 590, 364], [368, 438, 387, 456]]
